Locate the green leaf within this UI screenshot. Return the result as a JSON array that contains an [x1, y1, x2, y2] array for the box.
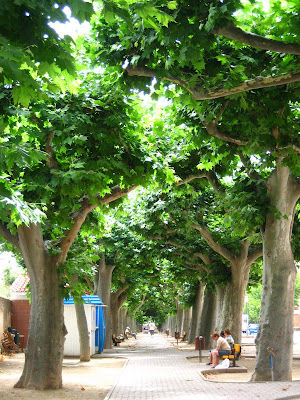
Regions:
[[167, 1, 177, 10], [11, 86, 34, 108]]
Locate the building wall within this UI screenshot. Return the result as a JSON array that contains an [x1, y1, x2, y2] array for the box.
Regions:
[[11, 299, 30, 349], [0, 296, 11, 342]]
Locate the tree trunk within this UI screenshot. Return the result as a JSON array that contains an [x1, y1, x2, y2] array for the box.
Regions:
[[74, 302, 90, 362], [111, 290, 127, 335], [182, 307, 192, 335], [215, 240, 262, 344], [219, 261, 249, 344], [191, 224, 262, 345], [214, 285, 226, 333], [94, 255, 115, 349], [72, 274, 90, 362], [252, 166, 299, 381], [15, 224, 65, 389], [176, 300, 183, 335], [120, 307, 127, 334], [199, 288, 218, 349], [188, 281, 205, 343]]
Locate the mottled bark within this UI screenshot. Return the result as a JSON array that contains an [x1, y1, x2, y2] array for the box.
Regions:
[[165, 316, 176, 333], [74, 302, 90, 362], [188, 281, 205, 343], [252, 166, 299, 381], [110, 287, 128, 336], [182, 307, 192, 336], [215, 285, 226, 333], [219, 257, 251, 343], [192, 222, 262, 344], [120, 307, 127, 334], [71, 274, 90, 362], [14, 224, 65, 390], [93, 255, 115, 349], [199, 289, 218, 349], [176, 300, 183, 334]]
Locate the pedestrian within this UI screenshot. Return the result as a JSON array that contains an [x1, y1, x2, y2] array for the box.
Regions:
[[149, 322, 155, 336]]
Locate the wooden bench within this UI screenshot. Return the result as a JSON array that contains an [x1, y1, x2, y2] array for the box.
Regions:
[[1, 330, 20, 354], [112, 334, 125, 346], [222, 344, 241, 367], [125, 332, 137, 339], [112, 334, 121, 346]]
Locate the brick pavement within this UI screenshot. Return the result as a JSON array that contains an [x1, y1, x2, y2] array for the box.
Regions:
[[104, 333, 300, 400]]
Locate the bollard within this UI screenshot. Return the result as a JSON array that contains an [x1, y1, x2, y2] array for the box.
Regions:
[[199, 336, 204, 362]]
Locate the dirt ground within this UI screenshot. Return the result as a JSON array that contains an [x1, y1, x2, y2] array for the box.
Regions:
[[0, 350, 127, 400]]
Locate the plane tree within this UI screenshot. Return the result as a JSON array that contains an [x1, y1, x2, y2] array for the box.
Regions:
[[0, 68, 171, 389], [117, 188, 229, 346], [89, 0, 300, 380], [0, 0, 93, 107], [126, 185, 262, 343]]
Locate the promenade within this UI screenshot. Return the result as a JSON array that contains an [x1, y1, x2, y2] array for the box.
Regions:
[[104, 332, 300, 400]]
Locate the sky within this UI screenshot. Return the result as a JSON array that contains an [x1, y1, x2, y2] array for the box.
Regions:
[[0, 251, 21, 284], [49, 6, 91, 39]]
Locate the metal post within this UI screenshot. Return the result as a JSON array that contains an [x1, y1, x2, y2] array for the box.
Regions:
[[199, 336, 203, 362], [270, 354, 274, 381]]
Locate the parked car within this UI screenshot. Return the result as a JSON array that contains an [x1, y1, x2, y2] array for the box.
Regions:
[[248, 324, 259, 335]]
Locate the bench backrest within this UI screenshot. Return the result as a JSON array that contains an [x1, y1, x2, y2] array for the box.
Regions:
[[233, 344, 241, 358]]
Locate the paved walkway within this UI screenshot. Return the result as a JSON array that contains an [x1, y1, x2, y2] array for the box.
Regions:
[[104, 333, 300, 400]]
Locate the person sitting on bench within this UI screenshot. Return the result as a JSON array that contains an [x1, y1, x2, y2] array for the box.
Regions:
[[7, 326, 19, 346], [224, 328, 234, 348], [210, 331, 231, 368]]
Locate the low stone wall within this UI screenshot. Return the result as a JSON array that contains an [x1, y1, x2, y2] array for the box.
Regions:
[[0, 296, 11, 349]]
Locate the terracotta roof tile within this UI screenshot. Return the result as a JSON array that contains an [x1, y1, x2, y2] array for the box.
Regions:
[[10, 274, 30, 293]]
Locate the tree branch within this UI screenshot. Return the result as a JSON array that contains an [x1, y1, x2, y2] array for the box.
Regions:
[[126, 65, 300, 100], [0, 222, 20, 251], [247, 246, 263, 265], [59, 185, 137, 263], [191, 223, 235, 263], [203, 121, 247, 145], [212, 24, 300, 55], [132, 293, 146, 314], [112, 285, 129, 298], [183, 262, 202, 271], [45, 131, 59, 170], [238, 151, 261, 181], [277, 145, 300, 155], [176, 170, 222, 194]]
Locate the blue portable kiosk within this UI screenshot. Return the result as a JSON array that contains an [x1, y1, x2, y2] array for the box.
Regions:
[[64, 295, 106, 356]]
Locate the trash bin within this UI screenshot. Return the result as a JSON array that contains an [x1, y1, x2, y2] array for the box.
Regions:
[[174, 331, 180, 339], [195, 336, 200, 350]]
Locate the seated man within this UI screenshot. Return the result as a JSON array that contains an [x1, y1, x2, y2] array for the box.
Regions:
[[210, 331, 231, 368], [7, 326, 19, 346]]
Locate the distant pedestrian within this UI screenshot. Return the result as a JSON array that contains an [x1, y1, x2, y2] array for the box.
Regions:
[[149, 322, 155, 336]]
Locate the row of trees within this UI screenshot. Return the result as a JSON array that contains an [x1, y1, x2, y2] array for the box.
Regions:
[[0, 0, 299, 389]]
